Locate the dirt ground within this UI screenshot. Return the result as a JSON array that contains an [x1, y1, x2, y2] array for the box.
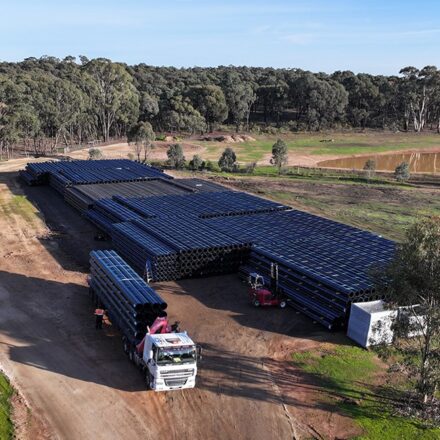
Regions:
[[69, 141, 336, 167], [69, 141, 206, 163], [0, 164, 364, 439]]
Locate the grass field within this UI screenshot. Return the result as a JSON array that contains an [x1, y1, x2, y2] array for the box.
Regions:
[[197, 131, 440, 163], [263, 185, 440, 242], [0, 374, 13, 440], [200, 172, 440, 241], [292, 345, 440, 439], [0, 194, 41, 225]]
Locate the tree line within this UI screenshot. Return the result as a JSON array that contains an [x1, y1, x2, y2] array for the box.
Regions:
[[1, 55, 440, 158]]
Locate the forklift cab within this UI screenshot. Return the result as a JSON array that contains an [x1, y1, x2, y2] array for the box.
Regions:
[[248, 272, 264, 289]]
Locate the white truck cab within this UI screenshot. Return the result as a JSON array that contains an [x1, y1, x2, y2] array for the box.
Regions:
[[142, 332, 198, 391]]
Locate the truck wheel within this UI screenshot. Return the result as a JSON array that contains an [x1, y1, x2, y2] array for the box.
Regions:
[[146, 372, 154, 390], [253, 299, 260, 307], [279, 300, 287, 309]]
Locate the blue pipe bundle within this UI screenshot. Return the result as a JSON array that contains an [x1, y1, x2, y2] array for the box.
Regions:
[[19, 170, 39, 185], [132, 217, 251, 279], [89, 250, 167, 343], [216, 210, 395, 329], [94, 199, 144, 223], [63, 178, 227, 213], [22, 159, 171, 189], [114, 191, 288, 220], [85, 209, 114, 234], [21, 158, 397, 329], [111, 222, 180, 281]]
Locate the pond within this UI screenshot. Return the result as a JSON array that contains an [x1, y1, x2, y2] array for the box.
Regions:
[[317, 151, 440, 173]]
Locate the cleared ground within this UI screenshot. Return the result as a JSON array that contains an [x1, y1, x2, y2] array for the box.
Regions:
[[1, 150, 439, 438], [0, 166, 364, 439], [66, 131, 440, 168]]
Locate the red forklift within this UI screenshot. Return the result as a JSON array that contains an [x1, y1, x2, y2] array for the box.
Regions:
[[248, 263, 287, 308]]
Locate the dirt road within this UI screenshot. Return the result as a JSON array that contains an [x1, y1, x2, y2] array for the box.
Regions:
[[0, 167, 360, 439]]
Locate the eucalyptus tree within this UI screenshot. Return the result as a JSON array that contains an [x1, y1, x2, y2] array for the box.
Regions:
[[221, 70, 256, 131], [399, 66, 439, 132], [166, 143, 185, 169], [188, 85, 228, 132], [160, 95, 205, 134], [83, 58, 139, 141], [218, 147, 237, 172], [271, 139, 288, 173], [376, 216, 440, 407], [127, 121, 155, 162]]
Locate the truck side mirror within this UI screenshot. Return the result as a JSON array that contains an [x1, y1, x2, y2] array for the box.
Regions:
[[148, 350, 154, 361], [196, 345, 203, 361]]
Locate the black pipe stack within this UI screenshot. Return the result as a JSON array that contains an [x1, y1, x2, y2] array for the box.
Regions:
[[21, 159, 397, 330], [89, 250, 167, 344], [111, 222, 180, 281]]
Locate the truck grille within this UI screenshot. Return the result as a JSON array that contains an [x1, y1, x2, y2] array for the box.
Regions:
[[165, 378, 188, 387], [161, 369, 194, 378]]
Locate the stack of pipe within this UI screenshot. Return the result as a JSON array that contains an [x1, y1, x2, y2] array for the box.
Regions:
[[19, 170, 39, 185], [62, 178, 227, 213], [85, 210, 114, 234], [21, 159, 397, 330], [20, 161, 58, 184], [64, 187, 95, 212], [132, 217, 251, 279], [215, 210, 395, 329], [113, 191, 288, 220], [48, 173, 71, 195], [89, 250, 167, 344], [22, 159, 171, 188], [111, 222, 180, 281]]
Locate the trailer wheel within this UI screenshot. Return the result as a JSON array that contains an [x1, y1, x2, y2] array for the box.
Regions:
[[253, 299, 260, 307], [279, 300, 287, 309], [128, 349, 135, 363], [122, 338, 130, 355]]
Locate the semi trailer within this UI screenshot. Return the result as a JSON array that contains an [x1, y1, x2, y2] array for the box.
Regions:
[[89, 249, 200, 391]]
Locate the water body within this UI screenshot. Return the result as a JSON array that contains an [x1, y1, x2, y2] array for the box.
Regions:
[[318, 151, 440, 173]]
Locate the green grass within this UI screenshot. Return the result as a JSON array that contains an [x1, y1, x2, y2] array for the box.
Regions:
[[196, 132, 440, 163], [0, 194, 40, 224], [0, 374, 13, 440], [202, 171, 440, 241], [292, 346, 440, 439], [272, 190, 440, 242]]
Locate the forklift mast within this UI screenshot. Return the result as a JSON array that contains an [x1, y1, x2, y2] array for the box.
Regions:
[[270, 263, 279, 293]]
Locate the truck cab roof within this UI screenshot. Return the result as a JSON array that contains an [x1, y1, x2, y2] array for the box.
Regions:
[[149, 332, 195, 348]]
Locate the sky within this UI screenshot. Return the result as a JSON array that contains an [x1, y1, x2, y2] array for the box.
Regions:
[[1, 0, 439, 74]]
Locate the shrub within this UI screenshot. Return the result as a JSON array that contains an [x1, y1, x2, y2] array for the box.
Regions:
[[245, 162, 257, 174], [395, 161, 410, 182], [363, 159, 376, 180], [205, 160, 219, 172], [188, 154, 205, 171], [218, 147, 237, 172], [88, 148, 103, 160], [166, 143, 186, 169], [270, 139, 288, 174]]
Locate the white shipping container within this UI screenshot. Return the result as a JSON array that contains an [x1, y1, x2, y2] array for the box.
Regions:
[[347, 300, 397, 348]]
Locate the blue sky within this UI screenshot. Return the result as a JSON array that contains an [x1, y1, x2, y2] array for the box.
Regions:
[[1, 0, 439, 74]]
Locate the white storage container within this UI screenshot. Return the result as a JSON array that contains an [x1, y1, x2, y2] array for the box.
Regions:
[[347, 300, 397, 348]]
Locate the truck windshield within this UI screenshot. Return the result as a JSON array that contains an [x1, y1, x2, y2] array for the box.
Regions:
[[156, 347, 196, 365]]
